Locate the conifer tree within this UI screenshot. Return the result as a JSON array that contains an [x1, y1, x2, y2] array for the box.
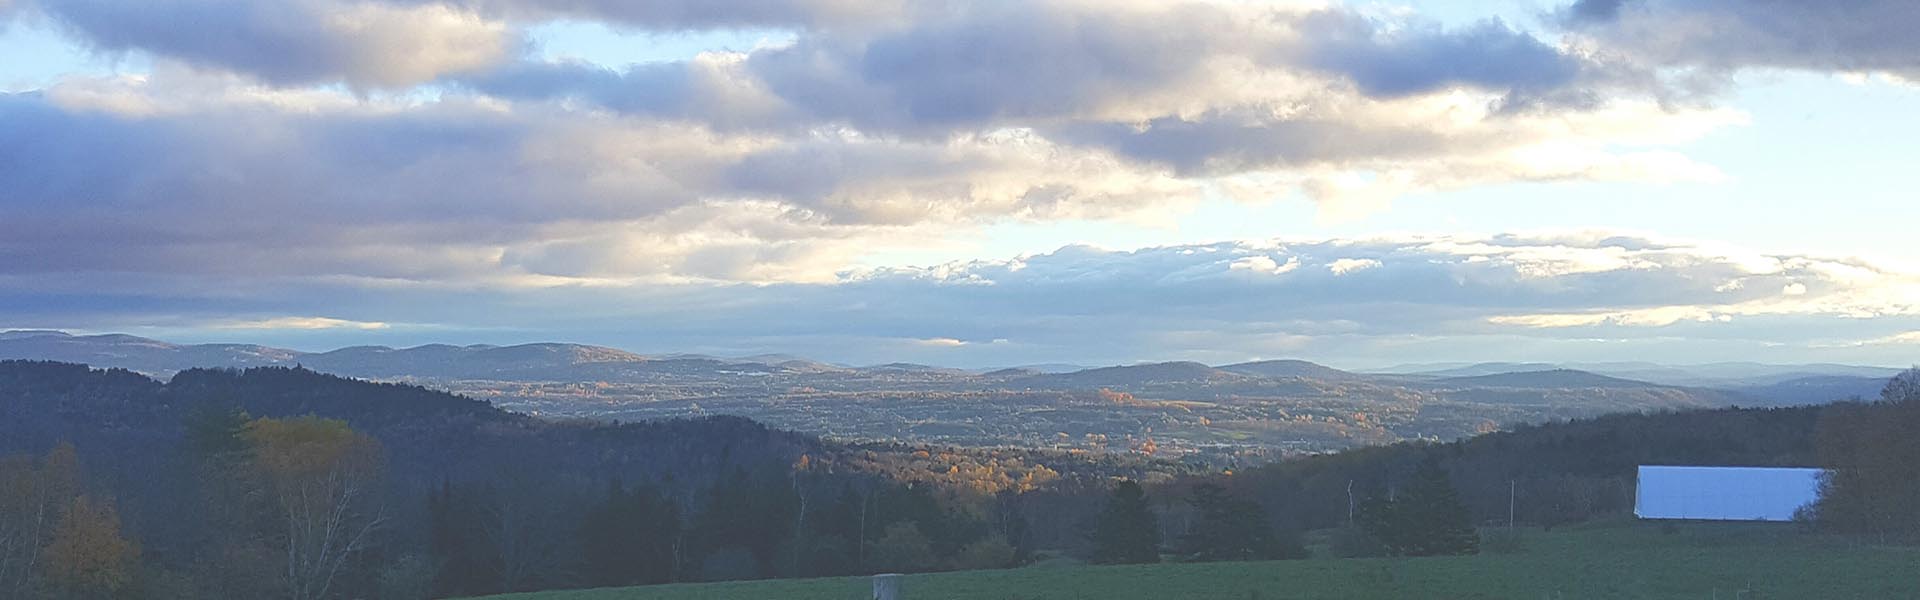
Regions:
[[1181, 483, 1304, 561], [1089, 480, 1160, 564], [1358, 456, 1478, 556]]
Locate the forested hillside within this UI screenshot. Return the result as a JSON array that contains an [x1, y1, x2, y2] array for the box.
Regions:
[[0, 361, 1167, 598], [0, 360, 1902, 599]]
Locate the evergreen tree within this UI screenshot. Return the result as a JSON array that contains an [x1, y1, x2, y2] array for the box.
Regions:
[[1181, 483, 1304, 561], [1002, 510, 1034, 566], [580, 481, 633, 587], [691, 469, 797, 578], [183, 404, 251, 460], [1357, 456, 1478, 556], [581, 481, 680, 587], [1089, 480, 1160, 564], [795, 486, 861, 577]]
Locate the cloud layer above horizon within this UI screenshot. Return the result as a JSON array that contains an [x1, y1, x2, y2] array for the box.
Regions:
[[3, 0, 1917, 364], [8, 233, 1917, 367]]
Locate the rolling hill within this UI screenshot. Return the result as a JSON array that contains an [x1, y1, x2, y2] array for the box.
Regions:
[[1217, 359, 1366, 380], [0, 330, 1891, 462], [1434, 369, 1660, 389]]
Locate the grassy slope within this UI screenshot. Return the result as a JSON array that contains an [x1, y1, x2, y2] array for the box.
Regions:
[[475, 521, 1920, 600]]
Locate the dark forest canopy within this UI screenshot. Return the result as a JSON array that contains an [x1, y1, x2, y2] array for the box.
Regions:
[[0, 361, 1172, 597], [0, 360, 1893, 599]]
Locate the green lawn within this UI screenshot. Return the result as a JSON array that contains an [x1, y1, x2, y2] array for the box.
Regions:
[[474, 521, 1920, 600]]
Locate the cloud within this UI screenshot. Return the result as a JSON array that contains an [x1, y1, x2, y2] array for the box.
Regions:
[[1326, 258, 1381, 275], [465, 2, 1646, 132], [30, 0, 516, 87], [211, 316, 391, 330], [1489, 306, 1728, 328], [0, 0, 1755, 267], [0, 80, 1219, 283], [432, 0, 912, 30], [10, 233, 1915, 366], [15, 0, 1908, 368], [1563, 0, 1626, 24], [1560, 0, 1920, 81], [1816, 330, 1920, 349], [2, 46, 1740, 286], [1874, 331, 1920, 345], [1297, 13, 1587, 99], [1229, 255, 1300, 275]]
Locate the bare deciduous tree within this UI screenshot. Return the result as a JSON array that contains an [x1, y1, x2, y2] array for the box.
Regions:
[[244, 417, 387, 600], [0, 443, 81, 597]]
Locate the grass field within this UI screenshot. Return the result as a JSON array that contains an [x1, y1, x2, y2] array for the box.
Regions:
[[474, 520, 1920, 600]]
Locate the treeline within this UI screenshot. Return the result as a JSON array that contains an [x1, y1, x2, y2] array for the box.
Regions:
[[423, 463, 1035, 596], [1807, 368, 1920, 539], [1217, 401, 1826, 533], [1000, 394, 1835, 560], [2, 360, 1908, 598], [0, 362, 1111, 598]]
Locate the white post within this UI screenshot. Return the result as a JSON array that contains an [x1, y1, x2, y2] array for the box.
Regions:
[[873, 573, 903, 600], [1509, 479, 1517, 530]]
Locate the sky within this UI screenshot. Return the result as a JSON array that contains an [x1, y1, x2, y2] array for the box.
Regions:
[[1, 0, 1917, 369]]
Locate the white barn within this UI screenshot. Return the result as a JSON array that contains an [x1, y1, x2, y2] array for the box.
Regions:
[[1634, 466, 1824, 522]]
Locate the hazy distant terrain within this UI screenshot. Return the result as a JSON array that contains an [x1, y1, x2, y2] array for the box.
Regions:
[[0, 330, 1895, 462]]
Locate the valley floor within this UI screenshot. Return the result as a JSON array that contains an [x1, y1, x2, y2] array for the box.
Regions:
[[470, 520, 1920, 600]]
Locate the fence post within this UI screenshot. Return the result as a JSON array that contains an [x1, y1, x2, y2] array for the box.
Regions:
[[873, 573, 903, 600]]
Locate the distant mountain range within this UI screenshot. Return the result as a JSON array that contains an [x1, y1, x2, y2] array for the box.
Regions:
[[1, 330, 1903, 459], [3, 330, 1897, 394], [1373, 360, 1904, 389]]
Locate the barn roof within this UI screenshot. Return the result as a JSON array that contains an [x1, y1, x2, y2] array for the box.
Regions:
[[1634, 465, 1823, 522]]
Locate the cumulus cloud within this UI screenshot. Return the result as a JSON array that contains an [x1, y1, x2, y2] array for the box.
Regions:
[[1229, 255, 1300, 275], [0, 80, 1212, 283], [1297, 12, 1588, 99], [463, 2, 1649, 133], [0, 0, 1757, 276], [8, 0, 1915, 366], [1561, 0, 1920, 81]]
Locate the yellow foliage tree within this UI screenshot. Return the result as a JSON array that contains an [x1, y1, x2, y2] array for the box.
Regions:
[[40, 495, 138, 600], [0, 442, 84, 597], [244, 417, 387, 600]]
